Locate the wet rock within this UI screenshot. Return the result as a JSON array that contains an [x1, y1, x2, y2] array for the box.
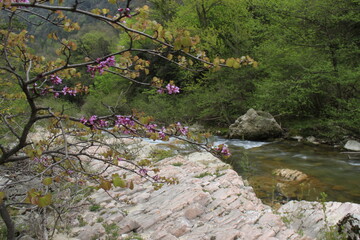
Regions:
[[291, 136, 303, 142], [337, 213, 360, 240], [344, 140, 360, 151], [229, 108, 283, 140], [306, 136, 319, 145], [273, 169, 308, 182]]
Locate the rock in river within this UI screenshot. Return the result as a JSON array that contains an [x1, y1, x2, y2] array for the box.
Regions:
[[229, 108, 283, 140]]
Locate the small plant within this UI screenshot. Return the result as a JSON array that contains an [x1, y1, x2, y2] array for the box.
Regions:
[[97, 217, 104, 223], [149, 149, 175, 162], [103, 223, 119, 239], [89, 204, 101, 212], [322, 225, 348, 240], [77, 216, 87, 227], [123, 233, 144, 240], [172, 162, 183, 167], [194, 172, 213, 178], [214, 170, 225, 178]]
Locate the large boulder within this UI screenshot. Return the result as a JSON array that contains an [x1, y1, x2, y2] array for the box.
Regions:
[[229, 109, 283, 140], [344, 140, 360, 151]]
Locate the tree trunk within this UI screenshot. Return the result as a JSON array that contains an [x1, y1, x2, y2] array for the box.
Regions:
[[0, 202, 15, 240]]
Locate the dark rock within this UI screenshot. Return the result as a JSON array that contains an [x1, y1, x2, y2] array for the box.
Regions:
[[229, 109, 283, 140], [337, 213, 360, 240]]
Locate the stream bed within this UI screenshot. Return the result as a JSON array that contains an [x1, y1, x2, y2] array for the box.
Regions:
[[214, 137, 360, 204]]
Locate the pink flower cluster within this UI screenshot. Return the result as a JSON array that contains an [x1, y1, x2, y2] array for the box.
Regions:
[[61, 86, 77, 96], [118, 7, 132, 18], [157, 83, 180, 95], [158, 127, 167, 140], [115, 115, 136, 134], [176, 122, 188, 135], [80, 115, 108, 129], [87, 56, 116, 77], [139, 168, 148, 176], [50, 75, 62, 85], [214, 144, 231, 157], [145, 123, 157, 133]]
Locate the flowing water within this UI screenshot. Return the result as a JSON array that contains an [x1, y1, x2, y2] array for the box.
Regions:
[[213, 137, 360, 204]]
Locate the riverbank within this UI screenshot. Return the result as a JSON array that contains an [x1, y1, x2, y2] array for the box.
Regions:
[[53, 140, 308, 240], [51, 139, 359, 240]]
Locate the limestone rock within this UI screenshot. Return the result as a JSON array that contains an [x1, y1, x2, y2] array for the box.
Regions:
[[66, 149, 307, 240], [273, 169, 308, 182], [344, 140, 360, 151], [229, 108, 283, 140], [278, 201, 360, 239]]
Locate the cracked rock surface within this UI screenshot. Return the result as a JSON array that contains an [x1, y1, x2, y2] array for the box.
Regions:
[[60, 141, 311, 240]]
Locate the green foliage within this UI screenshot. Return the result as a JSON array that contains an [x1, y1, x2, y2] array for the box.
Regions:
[[77, 216, 87, 227], [194, 172, 212, 178], [89, 204, 101, 212], [103, 223, 119, 239], [123, 233, 144, 240], [143, 0, 360, 138], [172, 162, 183, 167], [149, 149, 175, 162], [39, 97, 82, 118]]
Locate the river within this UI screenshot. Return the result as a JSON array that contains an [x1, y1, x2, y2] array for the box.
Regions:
[[213, 137, 360, 204]]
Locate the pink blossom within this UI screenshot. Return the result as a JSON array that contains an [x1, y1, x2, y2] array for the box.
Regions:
[[62, 86, 70, 95], [50, 75, 62, 85], [176, 122, 188, 135], [139, 168, 148, 176], [152, 175, 160, 181], [80, 117, 87, 124], [159, 131, 166, 140], [157, 88, 165, 94], [214, 144, 231, 157], [157, 84, 181, 95], [146, 123, 157, 133], [87, 56, 116, 78], [166, 83, 180, 94], [115, 115, 134, 127], [88, 115, 97, 125], [98, 119, 108, 128], [118, 7, 132, 18]]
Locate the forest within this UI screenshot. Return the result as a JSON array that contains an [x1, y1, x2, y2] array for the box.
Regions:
[[0, 0, 359, 239], [7, 0, 359, 141]]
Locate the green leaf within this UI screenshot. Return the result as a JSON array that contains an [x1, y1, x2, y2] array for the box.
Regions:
[[100, 179, 112, 191], [0, 192, 5, 204], [226, 58, 235, 67], [38, 194, 52, 207], [42, 177, 53, 186], [112, 174, 126, 188]]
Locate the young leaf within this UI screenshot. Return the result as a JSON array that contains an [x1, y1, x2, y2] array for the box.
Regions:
[[100, 179, 112, 191], [42, 177, 53, 186], [0, 192, 5, 204], [112, 174, 126, 188], [38, 194, 52, 207]]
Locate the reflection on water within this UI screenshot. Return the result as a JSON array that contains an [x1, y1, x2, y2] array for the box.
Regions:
[[215, 137, 360, 204]]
